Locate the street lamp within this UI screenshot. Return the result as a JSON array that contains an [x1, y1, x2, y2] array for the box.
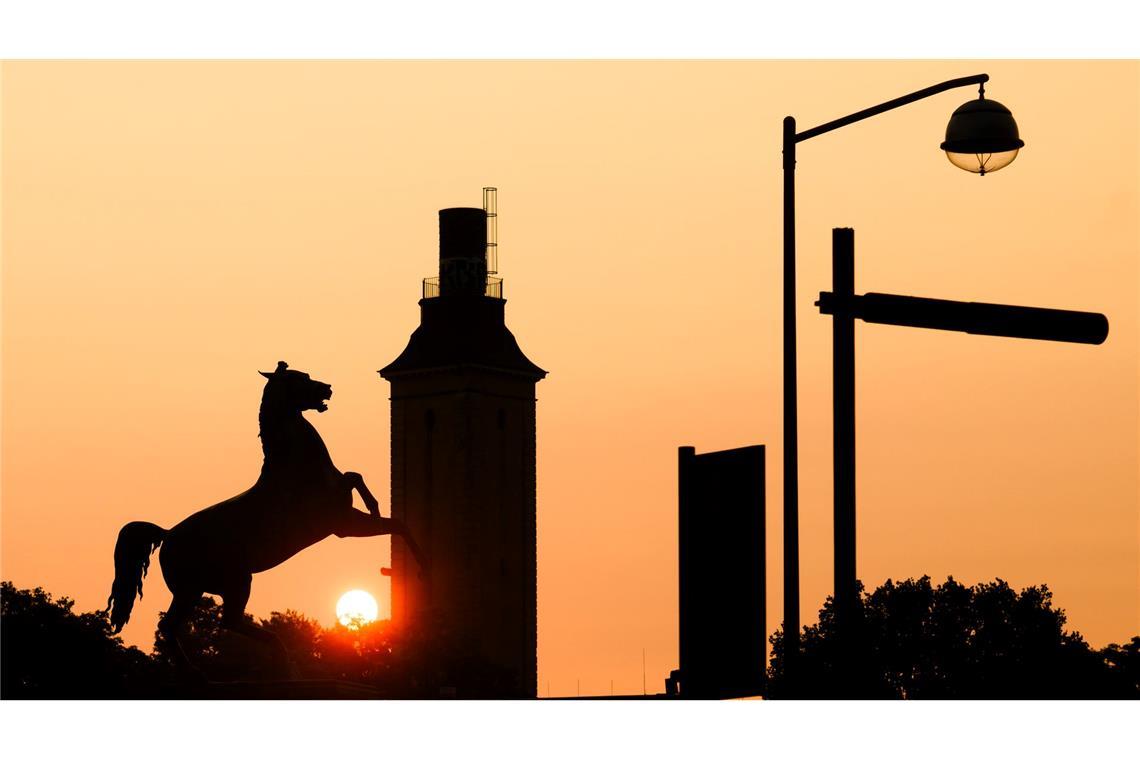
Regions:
[[941, 85, 1025, 175], [780, 73, 1023, 680]]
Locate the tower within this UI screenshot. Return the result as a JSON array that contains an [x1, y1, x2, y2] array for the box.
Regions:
[[379, 193, 545, 697]]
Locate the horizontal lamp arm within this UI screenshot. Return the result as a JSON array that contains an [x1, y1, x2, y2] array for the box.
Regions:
[[816, 291, 1109, 345], [796, 74, 989, 144]]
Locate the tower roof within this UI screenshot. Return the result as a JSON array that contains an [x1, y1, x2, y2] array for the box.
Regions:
[[379, 296, 546, 380]]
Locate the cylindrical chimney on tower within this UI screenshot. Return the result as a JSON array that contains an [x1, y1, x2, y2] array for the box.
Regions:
[[439, 208, 487, 297]]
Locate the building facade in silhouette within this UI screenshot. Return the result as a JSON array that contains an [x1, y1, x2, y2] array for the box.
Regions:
[[672, 445, 766, 698], [380, 205, 545, 698]]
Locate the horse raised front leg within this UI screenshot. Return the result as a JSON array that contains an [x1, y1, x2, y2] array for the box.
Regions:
[[333, 510, 428, 576], [343, 471, 379, 516], [395, 522, 428, 576]]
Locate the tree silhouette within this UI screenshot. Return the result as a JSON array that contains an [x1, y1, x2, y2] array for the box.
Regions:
[[150, 595, 515, 696], [1100, 636, 1140, 696], [6, 577, 1134, 698], [767, 576, 1139, 699], [1, 581, 170, 698]]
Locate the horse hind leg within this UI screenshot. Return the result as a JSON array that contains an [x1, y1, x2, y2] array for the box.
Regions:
[[158, 590, 205, 682], [220, 574, 293, 679]]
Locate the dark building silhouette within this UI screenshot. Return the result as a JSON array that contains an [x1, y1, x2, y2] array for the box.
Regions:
[[380, 203, 546, 698], [674, 445, 766, 698]]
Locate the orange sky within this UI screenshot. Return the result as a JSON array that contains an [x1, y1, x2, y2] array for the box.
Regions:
[[2, 61, 1137, 697]]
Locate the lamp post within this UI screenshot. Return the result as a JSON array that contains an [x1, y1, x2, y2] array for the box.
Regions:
[[780, 73, 1023, 681]]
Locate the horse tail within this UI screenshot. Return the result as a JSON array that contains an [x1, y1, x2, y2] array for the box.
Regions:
[[106, 521, 167, 633]]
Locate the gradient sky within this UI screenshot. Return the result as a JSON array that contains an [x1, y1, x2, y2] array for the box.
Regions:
[[2, 61, 1137, 697]]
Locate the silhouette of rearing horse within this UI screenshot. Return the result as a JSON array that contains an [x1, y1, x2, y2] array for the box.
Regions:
[[106, 361, 423, 672]]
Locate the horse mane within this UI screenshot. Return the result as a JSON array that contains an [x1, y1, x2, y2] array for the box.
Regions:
[[257, 360, 292, 443], [257, 385, 294, 451]]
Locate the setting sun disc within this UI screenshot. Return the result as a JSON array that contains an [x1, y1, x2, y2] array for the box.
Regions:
[[336, 589, 379, 628]]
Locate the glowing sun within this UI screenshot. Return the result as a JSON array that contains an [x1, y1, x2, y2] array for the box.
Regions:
[[336, 589, 379, 628]]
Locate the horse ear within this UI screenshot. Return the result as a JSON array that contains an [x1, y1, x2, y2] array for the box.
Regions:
[[259, 361, 287, 379]]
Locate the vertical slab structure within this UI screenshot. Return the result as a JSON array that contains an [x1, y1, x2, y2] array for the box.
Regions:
[[380, 208, 546, 697], [678, 445, 766, 698]]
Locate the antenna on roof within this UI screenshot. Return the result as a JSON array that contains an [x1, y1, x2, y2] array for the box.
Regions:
[[483, 187, 498, 274]]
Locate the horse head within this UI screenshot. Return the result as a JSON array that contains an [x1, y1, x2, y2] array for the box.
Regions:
[[259, 361, 333, 415]]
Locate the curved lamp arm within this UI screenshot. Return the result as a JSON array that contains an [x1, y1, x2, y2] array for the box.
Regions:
[[795, 73, 989, 143]]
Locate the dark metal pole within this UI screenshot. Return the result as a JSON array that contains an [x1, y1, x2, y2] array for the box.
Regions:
[[831, 228, 857, 693], [781, 116, 800, 677]]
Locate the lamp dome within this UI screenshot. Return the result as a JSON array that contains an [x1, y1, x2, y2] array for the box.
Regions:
[[941, 97, 1024, 175]]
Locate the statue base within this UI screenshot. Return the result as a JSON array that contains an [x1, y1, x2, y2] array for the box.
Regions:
[[164, 678, 386, 700]]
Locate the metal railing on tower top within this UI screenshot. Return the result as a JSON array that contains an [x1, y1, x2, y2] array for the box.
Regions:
[[422, 276, 503, 300]]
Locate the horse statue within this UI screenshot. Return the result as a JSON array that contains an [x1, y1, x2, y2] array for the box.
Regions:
[[106, 361, 424, 674]]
